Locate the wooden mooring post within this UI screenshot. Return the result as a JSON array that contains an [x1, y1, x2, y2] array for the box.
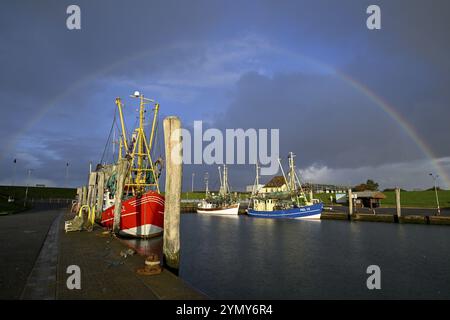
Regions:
[[113, 158, 130, 234], [76, 187, 82, 203], [81, 186, 88, 206], [348, 189, 353, 216], [87, 172, 98, 208], [395, 187, 401, 218], [96, 171, 105, 219], [163, 116, 182, 274]]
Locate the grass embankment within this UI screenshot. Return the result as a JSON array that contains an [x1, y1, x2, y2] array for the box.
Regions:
[[313, 193, 336, 205], [0, 186, 76, 200], [0, 185, 77, 214], [179, 191, 250, 200], [381, 190, 450, 208], [0, 198, 26, 214], [313, 190, 450, 208]]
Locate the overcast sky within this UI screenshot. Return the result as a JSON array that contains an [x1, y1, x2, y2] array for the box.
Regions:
[[1, 0, 449, 191]]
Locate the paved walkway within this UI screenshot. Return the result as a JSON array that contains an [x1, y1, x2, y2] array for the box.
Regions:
[[56, 211, 205, 300], [0, 208, 60, 299], [1, 208, 205, 300], [21, 213, 62, 299]]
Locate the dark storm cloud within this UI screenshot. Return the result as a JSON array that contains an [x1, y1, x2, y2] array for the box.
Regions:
[[0, 0, 233, 186], [201, 0, 450, 189], [338, 0, 450, 158], [215, 71, 422, 167], [0, 0, 449, 189]]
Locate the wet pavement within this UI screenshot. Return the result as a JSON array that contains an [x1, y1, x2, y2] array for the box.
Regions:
[[0, 208, 205, 300], [56, 211, 205, 300], [0, 208, 60, 299]]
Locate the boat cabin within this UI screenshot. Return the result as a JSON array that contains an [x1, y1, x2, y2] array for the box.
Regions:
[[253, 198, 276, 211]]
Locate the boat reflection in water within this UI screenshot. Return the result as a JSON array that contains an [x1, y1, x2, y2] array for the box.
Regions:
[[120, 236, 163, 257]]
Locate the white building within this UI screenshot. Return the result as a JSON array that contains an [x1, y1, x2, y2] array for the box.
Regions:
[[245, 184, 265, 193]]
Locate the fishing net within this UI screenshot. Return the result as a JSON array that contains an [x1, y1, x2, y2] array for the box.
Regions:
[[64, 206, 95, 232]]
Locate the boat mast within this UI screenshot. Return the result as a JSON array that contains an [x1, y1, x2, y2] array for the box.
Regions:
[[255, 162, 259, 188], [114, 92, 161, 195], [115, 98, 129, 152], [293, 166, 306, 197], [218, 165, 229, 196], [118, 137, 123, 161], [278, 158, 290, 192], [288, 152, 297, 193], [252, 162, 260, 196], [148, 103, 159, 152], [137, 94, 145, 185], [218, 166, 223, 195], [112, 128, 123, 162], [288, 152, 309, 204], [223, 164, 228, 195], [112, 129, 116, 159], [204, 172, 209, 196]]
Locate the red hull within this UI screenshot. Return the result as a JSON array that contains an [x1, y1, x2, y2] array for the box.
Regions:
[[101, 191, 165, 238]]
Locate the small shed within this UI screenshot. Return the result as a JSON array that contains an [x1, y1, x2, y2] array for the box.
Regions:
[[354, 191, 386, 208]]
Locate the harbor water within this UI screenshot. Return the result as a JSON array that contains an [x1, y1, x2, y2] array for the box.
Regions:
[[126, 214, 450, 299]]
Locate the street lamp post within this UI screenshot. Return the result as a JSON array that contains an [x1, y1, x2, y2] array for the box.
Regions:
[[24, 169, 33, 207], [429, 173, 441, 216], [65, 162, 69, 188], [12, 158, 17, 187], [12, 158, 17, 200]]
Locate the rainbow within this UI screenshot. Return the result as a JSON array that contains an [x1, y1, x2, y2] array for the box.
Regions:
[[2, 46, 448, 188], [281, 49, 450, 189], [336, 71, 450, 189]]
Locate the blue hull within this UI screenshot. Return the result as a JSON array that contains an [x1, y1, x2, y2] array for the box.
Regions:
[[247, 203, 323, 219]]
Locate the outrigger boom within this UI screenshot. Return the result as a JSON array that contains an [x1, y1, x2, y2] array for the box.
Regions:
[[115, 92, 161, 194]]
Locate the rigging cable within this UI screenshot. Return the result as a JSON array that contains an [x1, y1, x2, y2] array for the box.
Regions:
[[100, 108, 117, 165]]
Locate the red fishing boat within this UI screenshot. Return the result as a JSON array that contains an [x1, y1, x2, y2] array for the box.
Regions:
[[101, 191, 164, 237], [99, 91, 165, 238]]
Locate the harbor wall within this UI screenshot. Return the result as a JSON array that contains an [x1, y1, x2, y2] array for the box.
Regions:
[[321, 212, 450, 225]]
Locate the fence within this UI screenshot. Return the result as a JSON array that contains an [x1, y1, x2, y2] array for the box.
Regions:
[[25, 198, 75, 210]]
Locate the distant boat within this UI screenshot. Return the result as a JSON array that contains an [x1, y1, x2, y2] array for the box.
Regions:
[[247, 153, 323, 219], [247, 202, 323, 219], [197, 165, 240, 215]]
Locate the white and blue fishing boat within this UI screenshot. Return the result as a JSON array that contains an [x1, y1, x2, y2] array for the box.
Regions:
[[247, 153, 323, 219], [197, 165, 240, 215]]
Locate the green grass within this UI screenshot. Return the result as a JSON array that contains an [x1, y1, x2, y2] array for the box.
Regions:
[[0, 185, 76, 214], [0, 196, 30, 214], [2, 185, 446, 209], [180, 192, 207, 200], [312, 190, 450, 208], [0, 199, 19, 213], [0, 185, 76, 201], [313, 193, 337, 205], [381, 190, 450, 208], [179, 191, 250, 200]]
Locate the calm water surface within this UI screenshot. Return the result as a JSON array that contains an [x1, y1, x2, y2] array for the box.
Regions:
[[127, 214, 450, 299], [180, 214, 450, 299]]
